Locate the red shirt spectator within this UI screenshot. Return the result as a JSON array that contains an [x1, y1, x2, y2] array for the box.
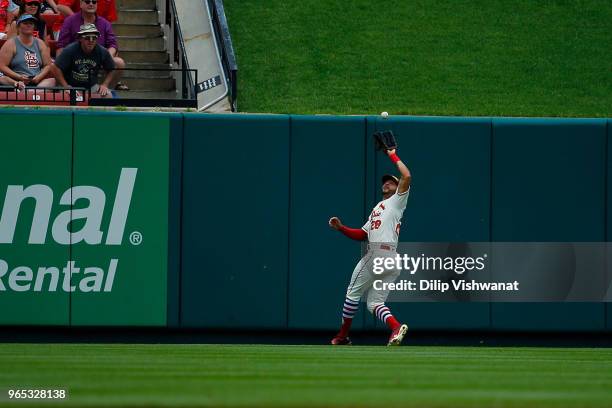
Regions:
[[0, 0, 12, 35], [97, 0, 116, 22], [53, 0, 78, 33]]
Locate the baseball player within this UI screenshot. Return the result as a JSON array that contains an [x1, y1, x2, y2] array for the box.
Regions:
[[328, 131, 411, 346]]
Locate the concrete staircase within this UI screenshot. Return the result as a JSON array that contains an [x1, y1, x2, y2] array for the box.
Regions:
[[114, 0, 177, 99]]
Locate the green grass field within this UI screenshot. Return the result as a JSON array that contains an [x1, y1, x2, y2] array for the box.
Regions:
[[1, 344, 611, 407], [223, 0, 611, 117]]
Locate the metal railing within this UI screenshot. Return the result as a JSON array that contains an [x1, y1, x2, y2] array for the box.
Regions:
[[207, 0, 238, 111], [0, 86, 89, 106], [88, 67, 198, 107], [158, 0, 238, 111], [0, 66, 198, 108], [158, 0, 195, 104]]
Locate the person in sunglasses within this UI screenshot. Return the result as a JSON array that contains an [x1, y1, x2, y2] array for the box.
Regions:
[[51, 23, 117, 97], [6, 0, 48, 39], [54, 0, 115, 39], [56, 0, 124, 87], [0, 14, 55, 89], [10, 0, 58, 14], [57, 0, 114, 22]]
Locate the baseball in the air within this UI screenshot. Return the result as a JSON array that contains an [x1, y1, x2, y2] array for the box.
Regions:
[[381, 111, 389, 119]]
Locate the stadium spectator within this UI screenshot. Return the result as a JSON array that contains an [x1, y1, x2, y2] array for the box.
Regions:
[[0, 0, 20, 39], [51, 23, 117, 97], [9, 0, 57, 14], [0, 14, 54, 88], [6, 0, 47, 39], [52, 0, 78, 37], [6, 1, 20, 16], [41, 0, 59, 14], [57, 0, 125, 88], [97, 0, 115, 22], [0, 1, 9, 40], [57, 0, 115, 22], [6, 0, 19, 13]]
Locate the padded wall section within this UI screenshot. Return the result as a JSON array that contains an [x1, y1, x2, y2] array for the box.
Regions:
[[366, 116, 492, 330], [491, 118, 607, 331], [181, 114, 290, 328], [0, 110, 72, 325], [167, 115, 184, 328], [71, 112, 169, 326], [288, 116, 367, 329]]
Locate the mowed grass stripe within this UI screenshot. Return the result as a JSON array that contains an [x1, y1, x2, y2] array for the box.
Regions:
[[0, 344, 611, 407], [223, 0, 611, 117]]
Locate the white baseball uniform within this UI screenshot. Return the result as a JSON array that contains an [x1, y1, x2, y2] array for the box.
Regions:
[[345, 187, 410, 311]]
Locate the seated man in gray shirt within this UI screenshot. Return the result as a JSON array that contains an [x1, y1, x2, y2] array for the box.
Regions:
[[50, 23, 118, 97]]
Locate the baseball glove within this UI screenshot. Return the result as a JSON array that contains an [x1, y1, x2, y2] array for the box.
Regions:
[[373, 130, 397, 151]]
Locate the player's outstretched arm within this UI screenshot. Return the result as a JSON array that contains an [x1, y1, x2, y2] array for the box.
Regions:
[[329, 217, 368, 241], [386, 149, 411, 194]]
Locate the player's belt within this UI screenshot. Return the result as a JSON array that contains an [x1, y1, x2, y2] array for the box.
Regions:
[[368, 244, 396, 252]]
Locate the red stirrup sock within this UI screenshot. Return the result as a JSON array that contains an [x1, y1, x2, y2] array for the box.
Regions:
[[373, 304, 401, 331], [338, 318, 353, 338], [385, 315, 401, 331]]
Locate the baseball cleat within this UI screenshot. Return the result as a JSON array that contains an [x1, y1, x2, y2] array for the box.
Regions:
[[387, 324, 408, 346], [331, 336, 352, 346]]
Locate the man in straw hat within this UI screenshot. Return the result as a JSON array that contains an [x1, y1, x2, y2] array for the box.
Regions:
[[51, 22, 117, 97]]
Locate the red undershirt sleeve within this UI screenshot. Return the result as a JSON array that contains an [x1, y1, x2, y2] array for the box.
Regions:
[[338, 225, 368, 241]]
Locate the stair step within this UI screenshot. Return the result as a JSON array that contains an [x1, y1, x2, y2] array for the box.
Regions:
[[111, 4, 176, 95], [121, 70, 173, 79], [119, 77, 176, 91], [117, 36, 165, 51], [117, 10, 158, 25], [115, 90, 180, 100], [125, 62, 171, 70], [120, 50, 168, 63], [113, 24, 161, 37], [118, 0, 156, 10]]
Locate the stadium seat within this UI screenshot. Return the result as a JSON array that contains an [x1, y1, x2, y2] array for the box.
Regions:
[[41, 13, 61, 34]]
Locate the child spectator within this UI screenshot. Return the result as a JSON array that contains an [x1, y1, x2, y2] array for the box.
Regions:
[[0, 14, 55, 87]]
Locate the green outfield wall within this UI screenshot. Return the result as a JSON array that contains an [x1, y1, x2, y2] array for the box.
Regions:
[[490, 119, 607, 331], [0, 111, 174, 326], [0, 110, 609, 332]]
